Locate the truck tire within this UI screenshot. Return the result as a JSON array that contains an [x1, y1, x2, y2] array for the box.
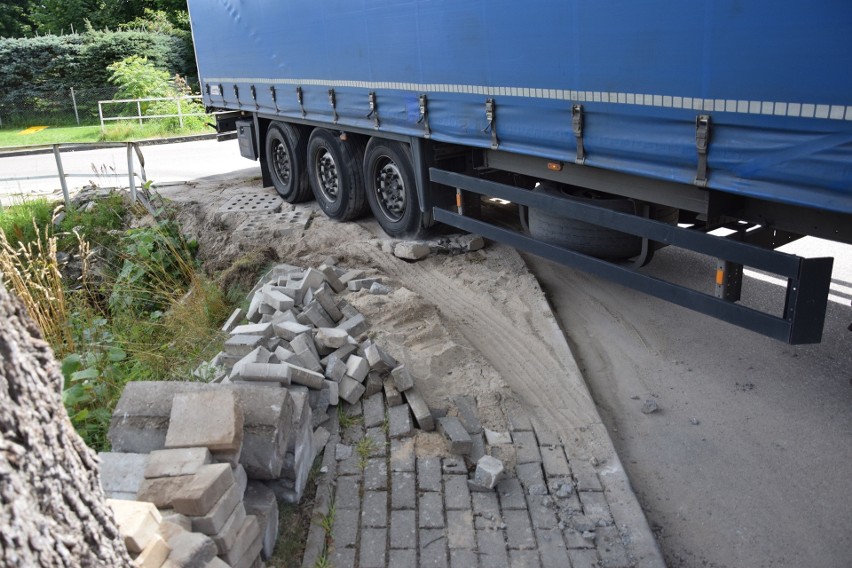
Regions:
[[265, 122, 311, 203], [307, 129, 369, 221], [363, 139, 425, 238], [525, 183, 679, 259]]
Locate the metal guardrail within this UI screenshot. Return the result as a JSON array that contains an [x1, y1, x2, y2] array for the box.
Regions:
[[98, 95, 206, 131]]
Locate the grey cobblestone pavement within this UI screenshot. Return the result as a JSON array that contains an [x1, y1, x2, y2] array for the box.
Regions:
[[302, 392, 648, 568]]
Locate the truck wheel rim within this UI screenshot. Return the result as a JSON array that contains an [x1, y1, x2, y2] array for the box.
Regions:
[[374, 158, 406, 222], [272, 139, 291, 185], [315, 149, 339, 201]]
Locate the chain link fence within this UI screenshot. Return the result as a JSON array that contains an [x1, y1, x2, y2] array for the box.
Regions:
[[0, 86, 120, 128]]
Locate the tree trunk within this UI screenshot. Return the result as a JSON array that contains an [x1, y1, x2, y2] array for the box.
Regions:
[[0, 283, 131, 566]]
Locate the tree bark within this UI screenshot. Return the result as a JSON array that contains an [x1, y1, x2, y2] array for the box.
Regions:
[[0, 283, 131, 566]]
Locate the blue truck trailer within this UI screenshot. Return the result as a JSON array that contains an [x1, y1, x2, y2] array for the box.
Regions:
[[187, 0, 852, 344]]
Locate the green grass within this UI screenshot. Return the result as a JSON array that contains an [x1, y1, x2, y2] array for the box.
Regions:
[[0, 197, 56, 249], [0, 121, 213, 148], [0, 126, 102, 147]]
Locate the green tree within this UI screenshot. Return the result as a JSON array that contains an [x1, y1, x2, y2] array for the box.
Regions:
[[29, 0, 100, 34], [108, 55, 172, 101], [0, 0, 34, 38]]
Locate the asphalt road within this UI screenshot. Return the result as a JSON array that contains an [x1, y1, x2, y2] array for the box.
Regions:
[[527, 237, 852, 568], [0, 138, 252, 204]]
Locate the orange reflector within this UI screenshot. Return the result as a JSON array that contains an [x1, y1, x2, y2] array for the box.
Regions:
[[456, 193, 463, 207], [547, 162, 563, 171], [339, 132, 347, 141], [715, 268, 725, 286]]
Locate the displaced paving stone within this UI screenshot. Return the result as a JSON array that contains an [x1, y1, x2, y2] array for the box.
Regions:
[[453, 395, 483, 435], [484, 428, 512, 446], [470, 432, 487, 464], [99, 452, 149, 497], [220, 515, 260, 567], [233, 362, 292, 385], [384, 377, 403, 407], [222, 308, 245, 333], [363, 392, 385, 428], [392, 471, 416, 510], [344, 355, 370, 383], [497, 477, 526, 510], [364, 344, 396, 372], [390, 364, 415, 392], [190, 482, 241, 535], [514, 462, 546, 492], [438, 416, 472, 455], [244, 482, 279, 561], [470, 456, 504, 491], [272, 320, 312, 341], [165, 391, 244, 453], [389, 404, 412, 438], [363, 371, 384, 398], [405, 386, 434, 431], [224, 333, 267, 357], [347, 277, 382, 291], [390, 509, 417, 548], [359, 528, 388, 568], [324, 355, 348, 382], [314, 327, 350, 349], [210, 501, 247, 554], [361, 491, 388, 528], [172, 463, 235, 517], [394, 242, 431, 260], [339, 376, 366, 404], [231, 322, 274, 338], [338, 313, 368, 337], [456, 234, 485, 252], [318, 265, 345, 293], [106, 499, 162, 553], [134, 534, 170, 568], [369, 282, 391, 295], [446, 509, 475, 549]]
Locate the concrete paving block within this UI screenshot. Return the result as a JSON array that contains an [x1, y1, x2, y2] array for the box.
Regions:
[[246, 291, 263, 324], [388, 404, 413, 438], [338, 269, 364, 286], [447, 509, 475, 549], [190, 483, 241, 535], [364, 458, 389, 491], [313, 285, 344, 322], [344, 355, 370, 383], [133, 533, 170, 568], [531, 419, 561, 448], [205, 557, 230, 568], [503, 509, 537, 550], [229, 346, 274, 379], [220, 515, 260, 567], [272, 320, 312, 341], [99, 452, 149, 496], [417, 457, 442, 493], [337, 313, 367, 337], [291, 333, 320, 361], [361, 490, 388, 527], [515, 463, 546, 491], [594, 525, 630, 568], [231, 322, 273, 339], [391, 471, 416, 511], [317, 265, 345, 293], [390, 509, 416, 548], [162, 526, 217, 567], [324, 380, 339, 405], [525, 493, 559, 530], [369, 282, 391, 295], [359, 528, 387, 568], [484, 428, 513, 446], [390, 364, 415, 392], [315, 327, 349, 349], [496, 477, 526, 510], [210, 502, 247, 554], [106, 499, 162, 554], [450, 549, 478, 568], [364, 344, 396, 372], [506, 407, 534, 432], [438, 416, 473, 455], [263, 289, 295, 312], [313, 426, 331, 450], [221, 309, 245, 333], [363, 371, 384, 398], [337, 300, 361, 320], [418, 492, 445, 529], [470, 456, 504, 490], [419, 528, 448, 568], [243, 483, 278, 561], [540, 446, 571, 478], [299, 267, 328, 294], [383, 377, 403, 407], [136, 475, 192, 508], [453, 395, 483, 435], [338, 376, 366, 404], [300, 301, 335, 329], [171, 463, 235, 517], [224, 335, 265, 357], [323, 355, 346, 382], [331, 507, 359, 549], [513, 431, 543, 465], [404, 386, 434, 431], [362, 392, 386, 428], [470, 433, 486, 464], [536, 528, 570, 568], [394, 241, 431, 260], [390, 438, 415, 473], [145, 448, 212, 479], [346, 277, 382, 292], [320, 342, 357, 368], [234, 362, 292, 385], [282, 361, 325, 389], [443, 475, 471, 510], [165, 391, 244, 453], [571, 458, 603, 492]]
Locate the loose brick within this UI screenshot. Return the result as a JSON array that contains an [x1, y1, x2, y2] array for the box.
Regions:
[[320, 343, 357, 368], [231, 322, 273, 338], [453, 395, 483, 435], [364, 344, 396, 372], [344, 355, 370, 383], [338, 269, 364, 286], [106, 499, 161, 553], [347, 277, 382, 291], [383, 377, 403, 407], [243, 483, 279, 561], [133, 534, 170, 568], [233, 362, 292, 385], [99, 452, 149, 497], [438, 416, 472, 455], [338, 377, 366, 405], [190, 483, 241, 535], [404, 387, 434, 431], [394, 242, 430, 260], [210, 502, 247, 554], [162, 530, 216, 567], [221, 308, 244, 333], [272, 321, 312, 341], [390, 364, 415, 392], [282, 361, 326, 389], [324, 355, 347, 382], [363, 371, 384, 398], [220, 515, 261, 567], [315, 327, 350, 349], [263, 289, 295, 312], [224, 335, 264, 357], [318, 265, 345, 293], [484, 428, 512, 446], [314, 285, 344, 321], [470, 456, 504, 490], [337, 313, 367, 337], [165, 391, 244, 453], [172, 463, 235, 517]]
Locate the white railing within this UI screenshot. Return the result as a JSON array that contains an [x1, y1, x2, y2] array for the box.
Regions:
[[98, 95, 206, 131]]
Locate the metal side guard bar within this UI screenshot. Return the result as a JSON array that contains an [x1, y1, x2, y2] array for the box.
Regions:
[[429, 168, 832, 345]]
